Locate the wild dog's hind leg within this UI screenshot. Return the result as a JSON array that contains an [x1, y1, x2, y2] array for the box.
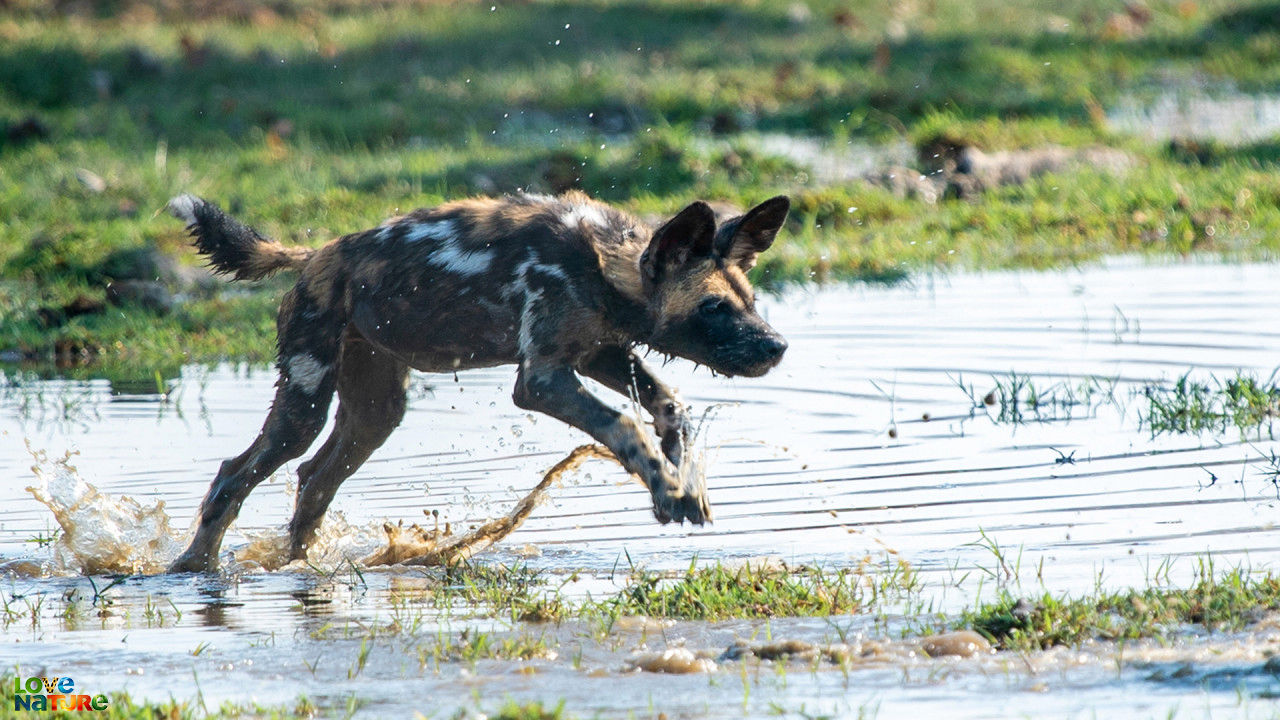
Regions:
[[287, 331, 408, 560], [169, 289, 344, 573], [513, 363, 709, 525], [578, 346, 692, 467]]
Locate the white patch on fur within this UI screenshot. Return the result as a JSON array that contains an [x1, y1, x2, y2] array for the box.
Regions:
[[402, 219, 494, 276], [561, 203, 609, 229], [534, 263, 569, 282], [430, 239, 495, 276], [515, 254, 570, 284], [286, 354, 328, 395], [404, 219, 458, 243], [167, 194, 201, 226], [517, 286, 545, 367], [512, 252, 572, 367]]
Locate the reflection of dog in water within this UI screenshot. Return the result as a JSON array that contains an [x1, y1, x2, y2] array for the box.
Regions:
[[165, 190, 790, 572]]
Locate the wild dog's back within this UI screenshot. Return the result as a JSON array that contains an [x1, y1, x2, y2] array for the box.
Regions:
[[330, 192, 648, 372]]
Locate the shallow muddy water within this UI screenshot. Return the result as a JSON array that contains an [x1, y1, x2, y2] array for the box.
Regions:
[[3, 260, 1280, 718]]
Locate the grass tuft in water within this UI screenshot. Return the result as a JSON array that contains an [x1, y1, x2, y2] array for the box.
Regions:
[[417, 629, 556, 666], [985, 372, 1118, 425], [960, 559, 1280, 651], [589, 561, 876, 621], [452, 700, 567, 720], [1141, 371, 1280, 437]]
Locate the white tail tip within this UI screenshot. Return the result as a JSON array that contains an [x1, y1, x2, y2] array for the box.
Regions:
[[167, 194, 203, 226]]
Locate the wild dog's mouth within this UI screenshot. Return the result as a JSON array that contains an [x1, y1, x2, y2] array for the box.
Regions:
[[649, 333, 788, 379], [706, 333, 788, 378], [647, 308, 788, 378]]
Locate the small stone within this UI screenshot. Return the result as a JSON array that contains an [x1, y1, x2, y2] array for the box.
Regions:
[[920, 630, 992, 658], [628, 648, 716, 674], [76, 168, 107, 193], [786, 2, 813, 25], [750, 639, 816, 661]]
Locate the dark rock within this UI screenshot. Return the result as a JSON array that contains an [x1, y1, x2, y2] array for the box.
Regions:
[[99, 246, 212, 291], [710, 111, 742, 135], [588, 105, 634, 134], [1010, 597, 1037, 621], [5, 116, 50, 145], [106, 280, 173, 314], [538, 151, 582, 194], [125, 47, 165, 77], [36, 294, 106, 328]]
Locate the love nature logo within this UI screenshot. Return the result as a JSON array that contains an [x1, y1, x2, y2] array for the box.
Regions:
[[12, 676, 109, 712]]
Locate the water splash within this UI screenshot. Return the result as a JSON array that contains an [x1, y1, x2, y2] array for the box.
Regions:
[[25, 450, 185, 575], [19, 445, 619, 576], [234, 444, 616, 571]]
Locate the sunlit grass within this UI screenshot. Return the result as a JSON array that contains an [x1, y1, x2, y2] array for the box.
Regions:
[[4, 1, 1280, 372], [960, 559, 1280, 651]]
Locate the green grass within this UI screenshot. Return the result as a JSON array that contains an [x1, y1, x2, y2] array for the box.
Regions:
[[1142, 371, 1280, 436], [455, 700, 567, 720], [417, 629, 556, 665], [4, 0, 1280, 374], [590, 562, 867, 620], [969, 370, 1279, 438], [578, 557, 922, 622], [960, 560, 1280, 651]]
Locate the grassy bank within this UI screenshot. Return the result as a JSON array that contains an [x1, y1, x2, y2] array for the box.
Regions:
[[3, 0, 1280, 376]]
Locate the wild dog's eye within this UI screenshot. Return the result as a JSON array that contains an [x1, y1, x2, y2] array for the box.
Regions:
[[699, 298, 731, 316]]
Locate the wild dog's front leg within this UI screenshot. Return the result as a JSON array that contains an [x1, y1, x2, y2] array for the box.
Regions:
[[578, 346, 691, 467], [513, 363, 709, 525]]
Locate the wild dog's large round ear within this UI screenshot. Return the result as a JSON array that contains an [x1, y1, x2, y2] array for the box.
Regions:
[[713, 195, 790, 271], [641, 201, 717, 283]]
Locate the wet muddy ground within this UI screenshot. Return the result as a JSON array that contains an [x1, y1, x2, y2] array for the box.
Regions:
[[3, 260, 1280, 718]]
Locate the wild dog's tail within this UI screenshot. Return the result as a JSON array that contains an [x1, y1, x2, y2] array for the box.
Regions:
[[167, 194, 312, 280]]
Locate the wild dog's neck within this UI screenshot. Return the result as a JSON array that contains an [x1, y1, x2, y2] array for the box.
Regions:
[[595, 234, 647, 303], [595, 237, 658, 340]]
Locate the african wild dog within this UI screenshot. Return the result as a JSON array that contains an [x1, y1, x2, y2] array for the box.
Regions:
[[165, 190, 790, 573]]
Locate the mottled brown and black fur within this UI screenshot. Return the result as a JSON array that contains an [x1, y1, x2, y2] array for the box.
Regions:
[[165, 190, 790, 573]]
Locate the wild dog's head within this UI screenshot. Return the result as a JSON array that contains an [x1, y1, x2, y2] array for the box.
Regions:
[[640, 196, 790, 378]]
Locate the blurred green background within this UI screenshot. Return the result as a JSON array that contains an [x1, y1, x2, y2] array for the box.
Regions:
[[3, 0, 1280, 377]]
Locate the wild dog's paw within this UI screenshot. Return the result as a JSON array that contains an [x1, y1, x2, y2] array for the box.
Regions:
[[655, 400, 692, 467], [649, 461, 711, 526], [166, 548, 218, 574]]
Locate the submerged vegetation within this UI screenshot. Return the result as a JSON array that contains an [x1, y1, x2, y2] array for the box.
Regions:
[[3, 0, 1280, 372], [11, 556, 1279, 645], [6, 551, 1280, 715], [961, 560, 1280, 651], [1141, 371, 1280, 436], [974, 369, 1280, 438], [588, 561, 885, 621]]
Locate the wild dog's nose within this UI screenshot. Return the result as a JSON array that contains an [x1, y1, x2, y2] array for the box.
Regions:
[[762, 335, 788, 361]]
